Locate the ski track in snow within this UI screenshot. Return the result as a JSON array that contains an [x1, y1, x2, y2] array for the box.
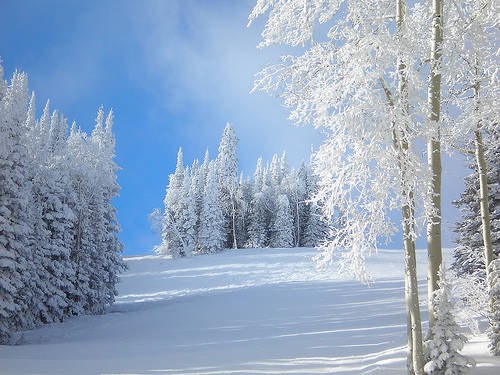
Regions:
[[0, 248, 498, 375]]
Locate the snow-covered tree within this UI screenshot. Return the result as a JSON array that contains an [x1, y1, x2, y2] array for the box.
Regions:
[[215, 123, 239, 249], [444, 1, 499, 352], [424, 267, 475, 374], [235, 175, 250, 248], [199, 161, 225, 254], [270, 195, 294, 248], [193, 150, 211, 252], [160, 148, 185, 257], [246, 158, 266, 248], [282, 168, 305, 247], [453, 126, 500, 280], [178, 169, 197, 257], [0, 62, 124, 342], [92, 109, 126, 308], [28, 104, 77, 323], [0, 70, 31, 344]]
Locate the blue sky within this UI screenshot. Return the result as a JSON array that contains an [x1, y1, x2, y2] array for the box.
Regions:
[[0, 0, 468, 254]]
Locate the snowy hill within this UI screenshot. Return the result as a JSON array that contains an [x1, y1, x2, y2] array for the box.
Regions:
[[1, 248, 498, 374]]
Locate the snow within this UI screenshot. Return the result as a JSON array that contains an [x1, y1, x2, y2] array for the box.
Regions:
[[1, 248, 499, 374]]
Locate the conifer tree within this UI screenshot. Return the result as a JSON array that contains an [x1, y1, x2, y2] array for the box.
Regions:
[[0, 62, 124, 340], [193, 150, 210, 253], [160, 148, 185, 257], [178, 169, 197, 257], [199, 161, 225, 254], [215, 123, 239, 249], [453, 127, 500, 280], [247, 158, 268, 248], [0, 71, 31, 344], [270, 195, 294, 248], [424, 267, 475, 374]]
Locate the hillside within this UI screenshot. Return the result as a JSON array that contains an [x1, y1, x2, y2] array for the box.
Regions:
[[0, 248, 498, 374]]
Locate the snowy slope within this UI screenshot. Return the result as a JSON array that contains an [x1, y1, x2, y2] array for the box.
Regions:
[[0, 248, 498, 375]]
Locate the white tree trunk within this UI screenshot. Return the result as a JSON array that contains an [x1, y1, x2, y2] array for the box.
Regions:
[[396, 1, 424, 372], [472, 69, 494, 286], [475, 129, 494, 272], [472, 76, 496, 343], [426, 0, 443, 328]]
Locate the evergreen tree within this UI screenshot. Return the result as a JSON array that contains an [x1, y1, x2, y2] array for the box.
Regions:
[[270, 195, 294, 248], [453, 127, 500, 280], [235, 174, 250, 248], [193, 150, 210, 253], [0, 62, 124, 341], [424, 267, 475, 374], [199, 161, 225, 254], [282, 168, 306, 247], [160, 148, 185, 257], [215, 123, 239, 249], [303, 202, 330, 248], [29, 106, 76, 323], [302, 166, 330, 247], [247, 158, 268, 248], [94, 109, 126, 308], [0, 71, 31, 344], [178, 168, 197, 257]]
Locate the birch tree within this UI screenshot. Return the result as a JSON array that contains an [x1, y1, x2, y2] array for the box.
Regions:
[[443, 0, 499, 353], [425, 0, 444, 328]]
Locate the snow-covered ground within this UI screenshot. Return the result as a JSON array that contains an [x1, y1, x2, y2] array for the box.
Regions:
[[1, 248, 498, 374]]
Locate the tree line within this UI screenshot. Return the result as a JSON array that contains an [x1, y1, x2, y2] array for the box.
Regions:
[[0, 63, 125, 344], [153, 123, 330, 257]]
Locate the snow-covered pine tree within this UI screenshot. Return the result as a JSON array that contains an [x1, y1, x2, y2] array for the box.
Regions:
[[303, 202, 330, 248], [424, 266, 475, 374], [66, 122, 92, 315], [270, 194, 294, 248], [160, 148, 185, 257], [28, 105, 77, 323], [235, 174, 250, 248], [179, 168, 197, 257], [453, 126, 500, 280], [80, 107, 110, 314], [215, 123, 239, 249], [269, 153, 281, 190], [199, 160, 225, 254], [302, 165, 330, 248], [21, 92, 51, 328], [247, 157, 268, 248], [0, 70, 32, 344], [44, 113, 79, 320], [193, 150, 210, 253], [0, 62, 124, 339], [190, 158, 201, 251], [282, 168, 306, 247], [98, 110, 126, 307], [64, 107, 124, 315]]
